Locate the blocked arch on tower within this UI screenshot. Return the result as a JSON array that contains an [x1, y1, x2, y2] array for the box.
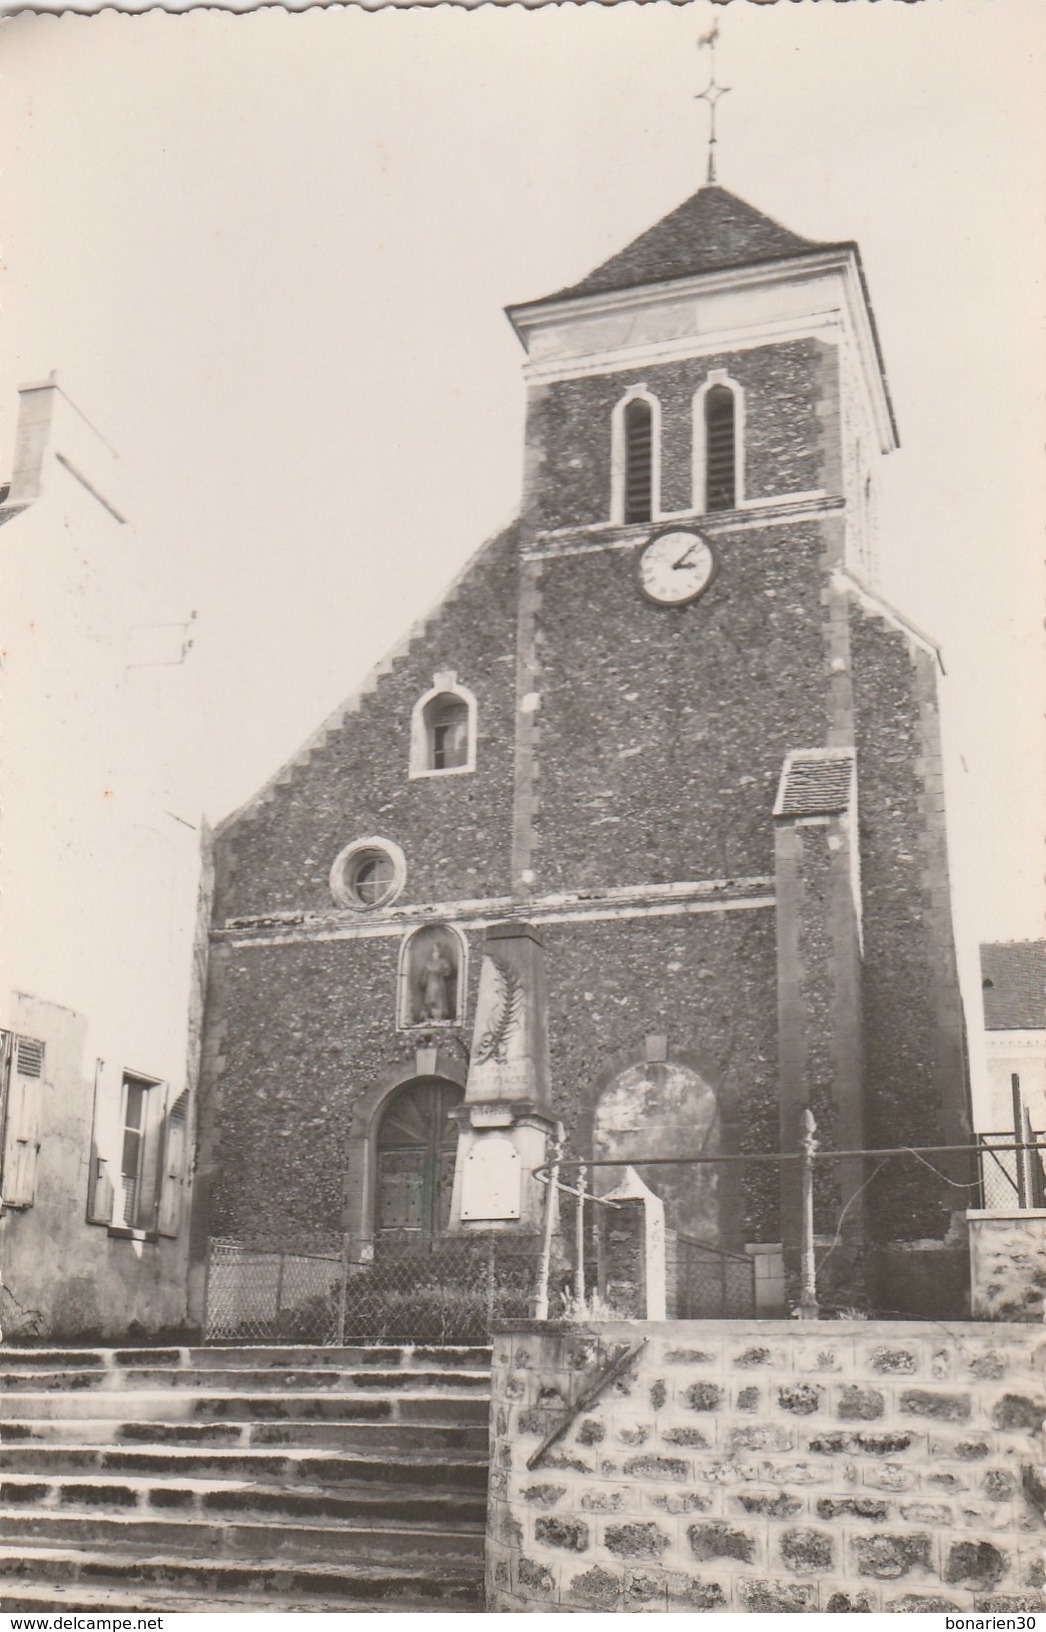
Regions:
[[580, 1044, 744, 1253]]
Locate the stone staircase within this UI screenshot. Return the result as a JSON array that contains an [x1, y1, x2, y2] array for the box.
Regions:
[[0, 1344, 490, 1612]]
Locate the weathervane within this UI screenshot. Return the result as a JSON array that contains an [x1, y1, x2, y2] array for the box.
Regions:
[[696, 18, 731, 186]]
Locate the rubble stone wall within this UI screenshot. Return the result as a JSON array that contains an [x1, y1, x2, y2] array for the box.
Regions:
[[486, 1318, 1046, 1613]]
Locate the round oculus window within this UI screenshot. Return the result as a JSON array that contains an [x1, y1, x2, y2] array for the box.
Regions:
[[330, 837, 407, 911]]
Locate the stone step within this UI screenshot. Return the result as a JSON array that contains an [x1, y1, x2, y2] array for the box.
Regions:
[[1, 1366, 491, 1394], [1, 1414, 488, 1454], [0, 1579, 483, 1614], [0, 1344, 491, 1372], [0, 1507, 486, 1563], [186, 1344, 491, 1371], [0, 1443, 489, 1489], [0, 1546, 484, 1608], [0, 1470, 486, 1525], [0, 1389, 489, 1423]]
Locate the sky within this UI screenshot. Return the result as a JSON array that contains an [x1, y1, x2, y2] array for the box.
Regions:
[[0, 0, 1043, 1009]]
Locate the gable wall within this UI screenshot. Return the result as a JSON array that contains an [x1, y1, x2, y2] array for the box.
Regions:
[[217, 526, 520, 922]]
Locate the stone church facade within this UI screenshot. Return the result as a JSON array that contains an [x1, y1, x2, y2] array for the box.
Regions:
[[190, 185, 972, 1323]]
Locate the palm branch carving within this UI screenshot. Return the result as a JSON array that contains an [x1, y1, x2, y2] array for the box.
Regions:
[[475, 956, 525, 1065]]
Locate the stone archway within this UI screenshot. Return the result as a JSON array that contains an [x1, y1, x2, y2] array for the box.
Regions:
[[341, 1050, 467, 1262]]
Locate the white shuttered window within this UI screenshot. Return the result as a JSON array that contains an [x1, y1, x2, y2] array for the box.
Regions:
[[0, 1031, 46, 1208]]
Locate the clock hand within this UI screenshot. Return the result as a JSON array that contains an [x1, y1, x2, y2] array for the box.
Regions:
[[674, 546, 700, 569]]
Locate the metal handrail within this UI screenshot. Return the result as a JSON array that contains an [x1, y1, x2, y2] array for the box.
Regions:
[[534, 1140, 1045, 1183]]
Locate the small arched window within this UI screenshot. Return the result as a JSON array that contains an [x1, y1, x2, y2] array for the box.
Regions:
[[623, 397, 654, 524], [704, 384, 737, 512], [409, 672, 477, 779], [426, 695, 469, 771]]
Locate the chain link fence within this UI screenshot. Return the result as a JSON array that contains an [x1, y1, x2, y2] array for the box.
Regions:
[[204, 1233, 543, 1346], [204, 1242, 344, 1343], [667, 1230, 755, 1319], [978, 1131, 1046, 1210]]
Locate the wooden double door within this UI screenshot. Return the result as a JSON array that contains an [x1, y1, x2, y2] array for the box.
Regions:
[[375, 1078, 463, 1240]]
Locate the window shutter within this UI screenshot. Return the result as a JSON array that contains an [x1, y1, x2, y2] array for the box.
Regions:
[[623, 399, 654, 524], [88, 1156, 115, 1225], [704, 385, 736, 512], [86, 1059, 114, 1225], [157, 1090, 189, 1238], [2, 1034, 45, 1207]]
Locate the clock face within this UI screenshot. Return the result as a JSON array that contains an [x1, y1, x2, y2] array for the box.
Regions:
[[637, 528, 717, 606]]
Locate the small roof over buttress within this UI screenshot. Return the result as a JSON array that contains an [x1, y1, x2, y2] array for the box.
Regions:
[[773, 749, 856, 821]]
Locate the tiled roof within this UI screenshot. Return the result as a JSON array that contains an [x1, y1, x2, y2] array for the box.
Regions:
[[980, 941, 1046, 1032], [774, 750, 855, 819], [539, 185, 839, 305]]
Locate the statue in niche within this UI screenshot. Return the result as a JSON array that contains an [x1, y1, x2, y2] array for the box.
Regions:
[[408, 927, 459, 1024]]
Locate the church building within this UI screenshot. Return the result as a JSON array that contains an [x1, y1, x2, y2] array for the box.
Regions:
[[191, 180, 972, 1326]]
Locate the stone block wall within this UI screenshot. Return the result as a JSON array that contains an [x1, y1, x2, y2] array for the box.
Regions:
[[969, 1212, 1046, 1323], [487, 1319, 1046, 1613]]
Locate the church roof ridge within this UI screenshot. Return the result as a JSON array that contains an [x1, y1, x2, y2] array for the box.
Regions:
[[531, 183, 848, 308]]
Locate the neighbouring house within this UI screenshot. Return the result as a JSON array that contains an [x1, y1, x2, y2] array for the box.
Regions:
[[979, 940, 1046, 1133], [0, 379, 205, 1339]]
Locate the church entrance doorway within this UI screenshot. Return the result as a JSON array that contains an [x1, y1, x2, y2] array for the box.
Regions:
[[375, 1077, 463, 1241]]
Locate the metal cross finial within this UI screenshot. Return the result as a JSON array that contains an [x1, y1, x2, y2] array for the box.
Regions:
[[696, 17, 731, 186]]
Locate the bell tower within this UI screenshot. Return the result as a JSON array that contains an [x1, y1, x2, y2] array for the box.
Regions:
[[505, 182, 897, 903]]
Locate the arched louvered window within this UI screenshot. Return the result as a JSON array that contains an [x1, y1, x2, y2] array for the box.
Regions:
[[623, 397, 654, 524], [704, 384, 737, 512]]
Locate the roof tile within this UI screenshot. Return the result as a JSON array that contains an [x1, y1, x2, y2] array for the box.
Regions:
[[541, 185, 834, 305], [774, 751, 854, 819]]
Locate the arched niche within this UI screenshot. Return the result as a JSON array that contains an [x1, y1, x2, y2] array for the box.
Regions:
[[398, 923, 466, 1029], [592, 1059, 723, 1245]]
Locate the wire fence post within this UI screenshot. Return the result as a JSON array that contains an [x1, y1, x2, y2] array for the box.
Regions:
[[798, 1108, 819, 1320], [575, 1166, 587, 1306], [274, 1251, 286, 1324], [1012, 1074, 1028, 1210], [486, 1231, 497, 1331], [335, 1234, 350, 1347], [534, 1126, 563, 1321]]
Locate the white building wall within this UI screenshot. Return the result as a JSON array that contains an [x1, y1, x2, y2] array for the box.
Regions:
[[0, 381, 203, 1336]]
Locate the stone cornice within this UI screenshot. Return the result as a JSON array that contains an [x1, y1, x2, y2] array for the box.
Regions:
[[213, 875, 776, 948], [523, 497, 844, 562]]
